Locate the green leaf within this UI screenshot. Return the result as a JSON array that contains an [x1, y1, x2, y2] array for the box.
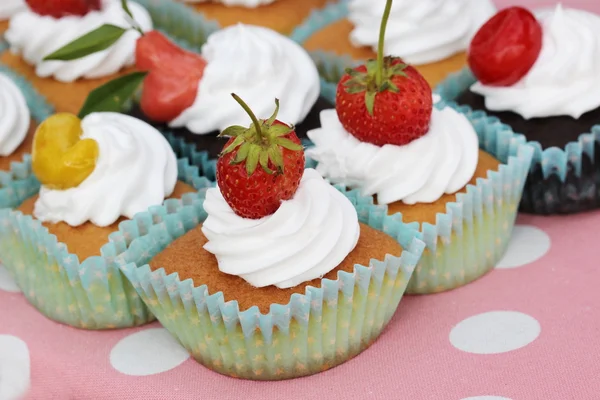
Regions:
[[77, 71, 147, 119], [267, 146, 284, 172], [221, 135, 244, 155], [258, 150, 273, 174], [43, 24, 127, 61], [365, 91, 376, 116], [345, 85, 366, 94], [246, 144, 261, 175], [219, 125, 247, 138], [233, 142, 251, 163], [265, 98, 280, 126], [270, 124, 293, 137], [274, 138, 303, 151], [380, 81, 399, 93], [366, 59, 378, 76], [121, 0, 135, 20]]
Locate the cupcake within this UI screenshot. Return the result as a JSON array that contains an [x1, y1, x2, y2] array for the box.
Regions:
[[1, 0, 153, 114], [119, 95, 424, 380], [47, 11, 333, 161], [291, 0, 496, 88], [0, 0, 25, 34], [179, 0, 330, 35], [0, 99, 211, 329], [440, 5, 600, 214], [305, 0, 533, 294]]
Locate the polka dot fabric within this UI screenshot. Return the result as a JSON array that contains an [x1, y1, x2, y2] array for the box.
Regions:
[[1, 211, 598, 399]]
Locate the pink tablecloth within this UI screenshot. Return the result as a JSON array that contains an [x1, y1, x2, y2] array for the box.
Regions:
[[2, 211, 599, 400], [3, 1, 600, 399]]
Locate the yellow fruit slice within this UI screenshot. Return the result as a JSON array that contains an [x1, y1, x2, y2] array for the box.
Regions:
[[32, 113, 99, 190]]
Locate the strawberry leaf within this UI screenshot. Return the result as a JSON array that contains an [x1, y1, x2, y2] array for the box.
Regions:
[[259, 150, 273, 174], [365, 91, 376, 115], [219, 125, 246, 138], [267, 146, 284, 172], [78, 71, 147, 119], [221, 135, 244, 155], [274, 138, 303, 151], [265, 99, 280, 126], [43, 25, 127, 61], [270, 124, 293, 137], [246, 144, 261, 175], [233, 142, 251, 163]]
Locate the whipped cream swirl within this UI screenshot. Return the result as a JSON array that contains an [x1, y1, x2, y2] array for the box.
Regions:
[[181, 0, 276, 7], [5, 0, 152, 82], [0, 72, 30, 156], [307, 106, 479, 205], [471, 5, 600, 119], [0, 0, 26, 20], [202, 169, 360, 289], [34, 113, 178, 227], [170, 24, 320, 134], [348, 0, 495, 65]]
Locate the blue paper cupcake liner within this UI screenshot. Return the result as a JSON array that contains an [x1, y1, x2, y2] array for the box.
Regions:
[[436, 68, 600, 214], [0, 158, 213, 329], [120, 184, 425, 380], [0, 65, 54, 209], [306, 97, 534, 294]]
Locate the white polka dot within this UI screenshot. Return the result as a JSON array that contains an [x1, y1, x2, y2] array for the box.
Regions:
[[0, 264, 20, 293], [450, 311, 541, 354], [110, 328, 190, 376], [0, 335, 30, 400], [496, 225, 550, 269], [462, 397, 512, 400]]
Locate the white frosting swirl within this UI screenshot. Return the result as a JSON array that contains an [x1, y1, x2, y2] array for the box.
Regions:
[[34, 113, 178, 227], [5, 0, 152, 83], [0, 72, 30, 157], [0, 0, 26, 20], [470, 5, 600, 119], [348, 0, 495, 65], [202, 169, 360, 289], [306, 106, 479, 205], [181, 0, 276, 7], [170, 24, 320, 134]]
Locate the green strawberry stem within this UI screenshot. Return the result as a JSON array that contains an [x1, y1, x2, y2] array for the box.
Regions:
[[376, 0, 393, 87], [121, 0, 144, 36], [231, 93, 265, 141]]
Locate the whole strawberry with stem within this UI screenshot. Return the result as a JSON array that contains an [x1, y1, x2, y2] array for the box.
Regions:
[[217, 94, 305, 219], [26, 0, 102, 18], [336, 0, 432, 147]]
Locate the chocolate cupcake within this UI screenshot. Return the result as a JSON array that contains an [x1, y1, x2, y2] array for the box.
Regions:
[[439, 5, 600, 214]]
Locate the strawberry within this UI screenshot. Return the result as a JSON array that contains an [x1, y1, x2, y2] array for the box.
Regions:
[[136, 31, 207, 122], [216, 94, 305, 219], [25, 0, 101, 18], [335, 0, 432, 147], [468, 7, 542, 86]]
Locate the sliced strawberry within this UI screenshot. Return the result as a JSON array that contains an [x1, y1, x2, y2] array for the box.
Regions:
[[136, 31, 207, 122], [25, 0, 101, 18]]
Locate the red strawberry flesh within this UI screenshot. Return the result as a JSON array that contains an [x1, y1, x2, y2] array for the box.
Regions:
[[25, 0, 101, 18]]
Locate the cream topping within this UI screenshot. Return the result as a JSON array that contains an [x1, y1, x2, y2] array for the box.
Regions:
[[0, 72, 30, 157], [170, 24, 320, 134], [202, 169, 360, 289], [470, 5, 600, 119], [306, 105, 479, 205], [348, 0, 495, 65], [34, 113, 177, 227], [0, 0, 26, 20]]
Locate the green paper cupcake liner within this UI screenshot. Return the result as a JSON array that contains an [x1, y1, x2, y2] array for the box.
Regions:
[[0, 65, 54, 208], [436, 68, 600, 215], [305, 97, 534, 294], [119, 184, 425, 380], [0, 158, 213, 329]]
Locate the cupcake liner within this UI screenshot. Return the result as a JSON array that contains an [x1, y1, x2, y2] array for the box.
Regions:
[[0, 65, 54, 208], [0, 158, 214, 329], [120, 186, 425, 380], [290, 0, 349, 46], [436, 68, 600, 214], [305, 97, 534, 294]]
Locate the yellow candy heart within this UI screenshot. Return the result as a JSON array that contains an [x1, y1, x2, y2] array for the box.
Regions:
[[32, 113, 99, 190]]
